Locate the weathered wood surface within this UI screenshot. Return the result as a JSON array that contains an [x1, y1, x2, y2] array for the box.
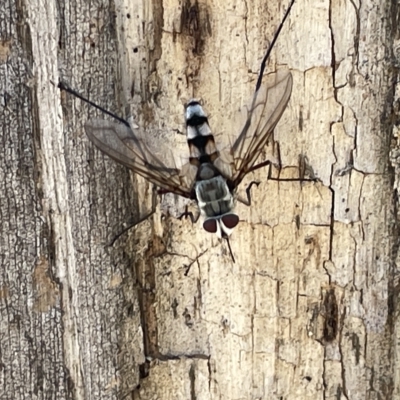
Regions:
[[1, 0, 399, 399]]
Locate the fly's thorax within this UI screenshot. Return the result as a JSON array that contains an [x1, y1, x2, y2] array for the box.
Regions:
[[195, 174, 234, 216]]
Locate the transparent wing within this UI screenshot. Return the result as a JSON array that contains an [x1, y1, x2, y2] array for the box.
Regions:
[[85, 119, 193, 198], [230, 69, 293, 187]]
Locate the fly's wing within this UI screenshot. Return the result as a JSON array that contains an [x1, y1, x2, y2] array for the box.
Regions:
[[85, 119, 193, 198], [230, 69, 293, 187]]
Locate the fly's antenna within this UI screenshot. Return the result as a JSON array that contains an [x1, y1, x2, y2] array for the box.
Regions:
[[226, 237, 236, 263], [255, 0, 296, 92], [57, 81, 130, 128]]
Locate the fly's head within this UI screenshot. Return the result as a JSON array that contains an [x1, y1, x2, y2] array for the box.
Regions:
[[202, 213, 240, 238]]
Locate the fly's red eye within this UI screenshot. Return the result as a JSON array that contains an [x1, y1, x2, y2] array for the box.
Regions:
[[221, 214, 239, 229], [203, 218, 217, 233]]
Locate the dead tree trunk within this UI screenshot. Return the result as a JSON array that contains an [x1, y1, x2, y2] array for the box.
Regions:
[[1, 0, 399, 399]]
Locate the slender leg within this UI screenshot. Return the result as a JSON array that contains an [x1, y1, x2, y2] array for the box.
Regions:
[[238, 152, 318, 208], [268, 154, 319, 182], [238, 155, 273, 206], [107, 186, 158, 246], [249, 146, 318, 183], [178, 206, 200, 224], [246, 160, 272, 174], [237, 181, 260, 206], [247, 141, 281, 176]]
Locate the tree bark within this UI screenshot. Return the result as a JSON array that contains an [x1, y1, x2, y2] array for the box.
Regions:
[[1, 0, 399, 399]]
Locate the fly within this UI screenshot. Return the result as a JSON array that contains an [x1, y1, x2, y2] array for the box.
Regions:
[[58, 0, 295, 261]]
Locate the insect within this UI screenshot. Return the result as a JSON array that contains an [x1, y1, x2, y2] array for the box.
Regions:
[[59, 0, 295, 260]]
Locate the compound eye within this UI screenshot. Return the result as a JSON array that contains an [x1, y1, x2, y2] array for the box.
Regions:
[[203, 218, 218, 233], [221, 214, 239, 229]]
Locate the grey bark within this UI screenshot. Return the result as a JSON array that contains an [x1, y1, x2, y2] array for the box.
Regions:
[[0, 0, 399, 399]]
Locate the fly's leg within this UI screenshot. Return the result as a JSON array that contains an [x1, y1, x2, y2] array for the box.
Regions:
[[237, 181, 260, 206], [57, 81, 129, 127], [238, 149, 319, 207], [247, 139, 281, 176], [158, 189, 199, 224], [246, 160, 273, 174], [237, 146, 276, 206], [268, 154, 318, 183], [249, 143, 318, 183], [107, 186, 158, 246], [178, 206, 200, 224]]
